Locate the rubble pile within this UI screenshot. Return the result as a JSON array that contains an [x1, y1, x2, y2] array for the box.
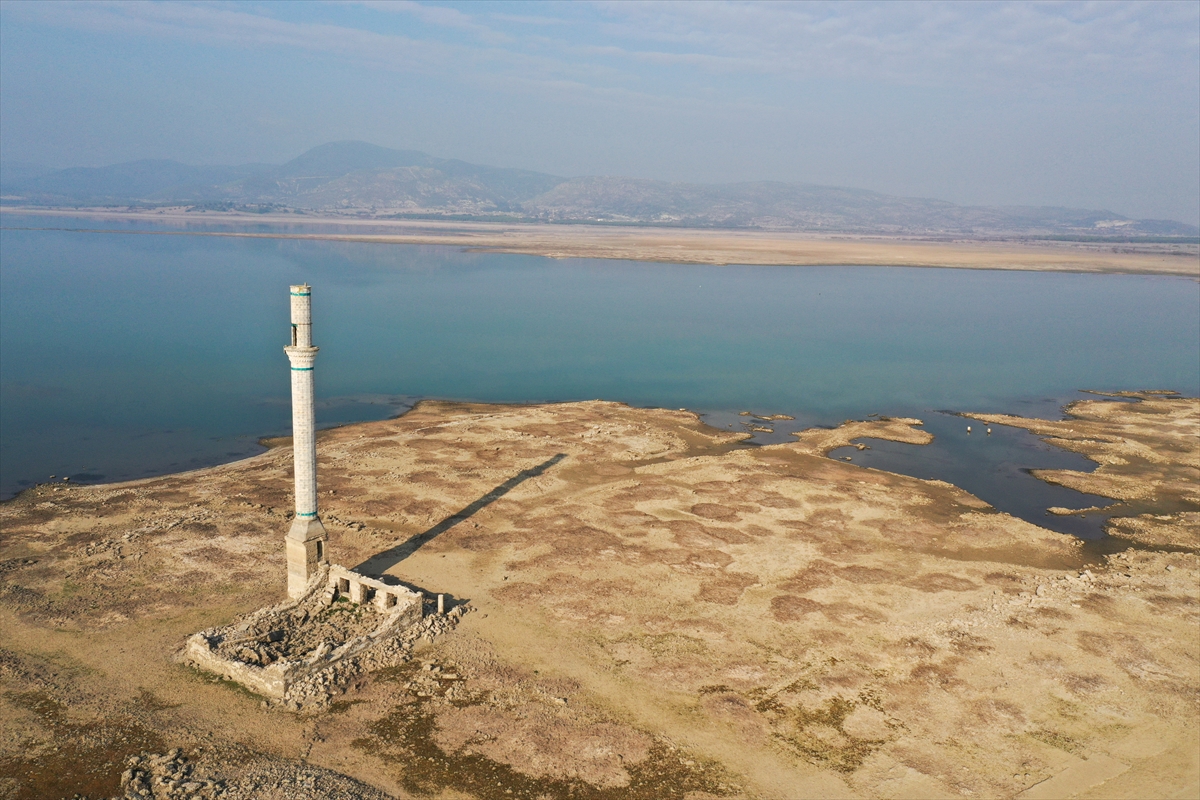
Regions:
[[212, 595, 381, 667], [110, 749, 392, 800], [282, 600, 469, 710], [113, 750, 224, 799]]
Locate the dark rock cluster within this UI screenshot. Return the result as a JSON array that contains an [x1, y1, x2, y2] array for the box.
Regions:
[[113, 749, 224, 799], [110, 748, 392, 799]]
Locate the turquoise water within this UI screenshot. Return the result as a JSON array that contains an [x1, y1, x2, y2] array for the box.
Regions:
[[2, 215, 1198, 537]]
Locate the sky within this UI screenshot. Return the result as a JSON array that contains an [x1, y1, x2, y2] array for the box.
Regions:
[[1, 0, 1197, 223]]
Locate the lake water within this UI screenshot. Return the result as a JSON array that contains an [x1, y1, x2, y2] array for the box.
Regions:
[[2, 214, 1198, 539]]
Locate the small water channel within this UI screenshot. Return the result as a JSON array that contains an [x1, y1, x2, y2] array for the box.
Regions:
[[703, 403, 1116, 539], [829, 414, 1113, 539]]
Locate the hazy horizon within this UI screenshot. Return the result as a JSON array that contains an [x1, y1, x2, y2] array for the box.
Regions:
[[2, 1, 1198, 225]]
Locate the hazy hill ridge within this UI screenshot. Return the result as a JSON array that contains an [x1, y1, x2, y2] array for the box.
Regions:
[[3, 141, 1195, 237]]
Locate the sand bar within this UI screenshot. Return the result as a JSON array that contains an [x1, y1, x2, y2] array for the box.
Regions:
[[4, 207, 1198, 276]]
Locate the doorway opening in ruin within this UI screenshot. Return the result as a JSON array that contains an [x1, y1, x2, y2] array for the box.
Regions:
[[316, 541, 323, 560]]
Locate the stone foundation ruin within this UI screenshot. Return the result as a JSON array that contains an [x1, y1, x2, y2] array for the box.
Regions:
[[184, 564, 461, 709], [183, 286, 458, 707]]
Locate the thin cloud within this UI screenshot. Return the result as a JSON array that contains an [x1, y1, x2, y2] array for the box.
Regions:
[[7, 1, 433, 65], [10, 2, 542, 79], [488, 12, 574, 28], [8, 0, 1196, 100], [3, 1, 720, 110], [349, 0, 514, 44], [583, 1, 1199, 92]]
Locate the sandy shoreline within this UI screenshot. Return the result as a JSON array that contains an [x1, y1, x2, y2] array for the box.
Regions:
[[3, 206, 1198, 276]]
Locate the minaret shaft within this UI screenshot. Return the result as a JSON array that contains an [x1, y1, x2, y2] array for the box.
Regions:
[[284, 284, 328, 598], [287, 349, 318, 518]]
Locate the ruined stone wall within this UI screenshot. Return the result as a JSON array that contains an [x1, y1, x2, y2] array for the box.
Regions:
[[326, 564, 425, 614], [184, 564, 424, 701]]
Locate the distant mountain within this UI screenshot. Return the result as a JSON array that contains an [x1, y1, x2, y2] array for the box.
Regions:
[[3, 141, 1196, 238], [2, 159, 270, 205], [225, 141, 562, 213], [0, 161, 55, 187], [523, 177, 1198, 237], [274, 140, 437, 177]]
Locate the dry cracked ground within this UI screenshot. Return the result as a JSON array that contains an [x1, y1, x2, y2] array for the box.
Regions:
[[1, 393, 1197, 799]]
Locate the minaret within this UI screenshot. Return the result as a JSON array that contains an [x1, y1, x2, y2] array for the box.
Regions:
[[284, 283, 328, 598]]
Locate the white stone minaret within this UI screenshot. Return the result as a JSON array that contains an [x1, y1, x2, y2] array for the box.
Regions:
[[284, 283, 328, 598]]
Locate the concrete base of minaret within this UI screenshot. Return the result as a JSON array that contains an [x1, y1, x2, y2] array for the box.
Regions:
[[286, 517, 329, 599]]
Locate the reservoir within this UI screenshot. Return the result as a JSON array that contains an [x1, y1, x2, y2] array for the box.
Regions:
[[2, 215, 1197, 538]]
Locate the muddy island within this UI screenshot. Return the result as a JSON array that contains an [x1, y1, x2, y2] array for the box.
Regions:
[[1, 393, 1196, 799]]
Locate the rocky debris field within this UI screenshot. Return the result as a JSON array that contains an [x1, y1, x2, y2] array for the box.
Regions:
[[211, 590, 389, 667], [1, 395, 1197, 799], [115, 749, 225, 799], [277, 601, 468, 711], [109, 747, 392, 800]]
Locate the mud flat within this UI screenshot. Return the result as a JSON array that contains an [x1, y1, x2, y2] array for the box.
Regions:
[[1, 396, 1197, 798], [5, 207, 1199, 276]]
